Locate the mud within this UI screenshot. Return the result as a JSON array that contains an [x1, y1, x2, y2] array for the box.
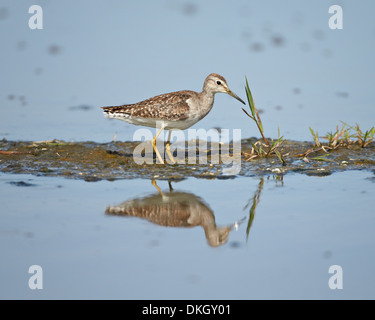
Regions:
[[0, 138, 374, 181]]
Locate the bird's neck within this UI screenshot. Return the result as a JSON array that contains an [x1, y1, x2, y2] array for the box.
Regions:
[[199, 89, 215, 112]]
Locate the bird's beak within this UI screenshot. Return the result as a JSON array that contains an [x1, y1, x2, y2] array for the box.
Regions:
[[226, 89, 246, 105]]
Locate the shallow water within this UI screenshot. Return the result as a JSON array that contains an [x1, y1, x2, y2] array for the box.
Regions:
[[1, 1, 375, 143], [1, 0, 375, 301], [1, 170, 374, 299]]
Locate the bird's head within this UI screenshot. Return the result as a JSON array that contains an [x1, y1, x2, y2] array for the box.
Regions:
[[203, 73, 245, 105]]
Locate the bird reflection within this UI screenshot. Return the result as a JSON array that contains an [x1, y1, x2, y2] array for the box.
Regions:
[[105, 180, 244, 247]]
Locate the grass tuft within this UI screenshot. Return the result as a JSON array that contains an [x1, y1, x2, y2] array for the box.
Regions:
[[242, 77, 285, 165], [298, 122, 375, 161]]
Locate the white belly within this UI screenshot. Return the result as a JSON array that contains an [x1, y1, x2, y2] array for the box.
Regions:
[[104, 113, 201, 130]]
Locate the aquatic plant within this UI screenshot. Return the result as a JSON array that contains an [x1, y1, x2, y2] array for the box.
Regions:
[[242, 77, 285, 164], [310, 122, 374, 149], [342, 122, 375, 148], [300, 122, 375, 162]]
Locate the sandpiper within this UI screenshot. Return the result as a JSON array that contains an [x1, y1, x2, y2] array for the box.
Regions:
[[101, 73, 245, 164]]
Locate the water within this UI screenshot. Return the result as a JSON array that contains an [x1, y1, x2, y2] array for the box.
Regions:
[[1, 1, 375, 142], [1, 0, 375, 300], [1, 170, 374, 299]]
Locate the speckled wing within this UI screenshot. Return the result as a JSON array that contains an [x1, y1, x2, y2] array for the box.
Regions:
[[102, 90, 193, 121]]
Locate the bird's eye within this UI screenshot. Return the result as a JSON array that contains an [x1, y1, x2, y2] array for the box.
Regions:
[[216, 81, 221, 85]]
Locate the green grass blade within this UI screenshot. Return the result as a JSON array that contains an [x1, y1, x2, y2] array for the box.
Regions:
[[309, 127, 316, 141], [275, 150, 286, 166], [245, 76, 256, 118], [257, 118, 263, 132], [311, 154, 333, 162]]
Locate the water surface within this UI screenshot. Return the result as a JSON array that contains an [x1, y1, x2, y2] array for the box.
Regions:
[[1, 170, 374, 299]]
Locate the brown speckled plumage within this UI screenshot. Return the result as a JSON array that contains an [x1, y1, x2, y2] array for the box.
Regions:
[[102, 91, 193, 121]]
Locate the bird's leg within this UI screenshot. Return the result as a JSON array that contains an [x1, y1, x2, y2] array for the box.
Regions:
[[165, 130, 175, 164], [152, 126, 165, 164]]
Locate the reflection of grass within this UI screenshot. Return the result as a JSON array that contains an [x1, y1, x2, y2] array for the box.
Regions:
[[243, 176, 284, 241], [299, 122, 375, 161], [241, 77, 285, 165], [243, 178, 264, 241]]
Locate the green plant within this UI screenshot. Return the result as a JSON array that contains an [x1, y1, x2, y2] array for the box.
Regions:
[[242, 77, 285, 164], [301, 122, 375, 161], [309, 127, 321, 148], [322, 124, 347, 148], [342, 122, 375, 148], [242, 77, 269, 146]]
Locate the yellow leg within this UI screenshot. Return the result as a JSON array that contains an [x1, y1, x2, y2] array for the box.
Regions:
[[165, 130, 175, 164], [152, 126, 164, 164]]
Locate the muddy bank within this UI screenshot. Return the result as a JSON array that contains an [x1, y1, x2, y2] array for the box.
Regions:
[[0, 139, 374, 181]]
